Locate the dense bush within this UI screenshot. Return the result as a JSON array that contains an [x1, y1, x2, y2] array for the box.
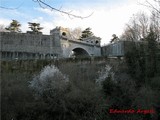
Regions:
[[1, 58, 160, 120]]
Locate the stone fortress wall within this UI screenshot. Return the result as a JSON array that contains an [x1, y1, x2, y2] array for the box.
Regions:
[[0, 27, 102, 60], [0, 31, 63, 60], [51, 27, 101, 58], [0, 26, 133, 60]]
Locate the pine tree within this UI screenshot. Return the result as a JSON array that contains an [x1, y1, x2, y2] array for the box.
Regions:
[[5, 20, 21, 32], [80, 27, 93, 40], [145, 28, 158, 77], [28, 22, 43, 33]]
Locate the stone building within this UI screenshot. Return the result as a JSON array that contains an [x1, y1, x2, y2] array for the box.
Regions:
[[0, 31, 62, 60], [0, 26, 102, 60], [51, 27, 101, 58], [101, 41, 135, 57]]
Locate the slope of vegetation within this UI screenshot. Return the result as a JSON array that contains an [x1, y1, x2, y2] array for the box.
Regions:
[[1, 57, 160, 120]]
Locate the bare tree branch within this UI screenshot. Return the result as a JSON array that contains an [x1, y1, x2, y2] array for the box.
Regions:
[[0, 2, 24, 10], [138, 0, 160, 14], [0, 0, 93, 19], [146, 0, 160, 14], [33, 0, 94, 19]]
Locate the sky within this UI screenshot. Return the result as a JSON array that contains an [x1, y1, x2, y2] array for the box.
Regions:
[[0, 0, 152, 44]]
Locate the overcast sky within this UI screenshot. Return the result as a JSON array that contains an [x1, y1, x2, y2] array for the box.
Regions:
[[0, 0, 151, 44]]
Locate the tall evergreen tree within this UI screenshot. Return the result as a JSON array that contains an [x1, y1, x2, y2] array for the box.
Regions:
[[80, 27, 94, 40], [5, 20, 21, 32], [110, 34, 119, 43], [28, 22, 43, 33], [145, 28, 158, 77]]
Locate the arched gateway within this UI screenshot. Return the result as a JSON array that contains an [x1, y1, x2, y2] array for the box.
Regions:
[[70, 48, 90, 57], [51, 27, 101, 58], [0, 26, 101, 60]]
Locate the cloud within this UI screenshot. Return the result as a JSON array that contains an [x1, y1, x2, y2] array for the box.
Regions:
[[0, 0, 152, 44], [0, 18, 11, 26], [34, 0, 151, 44]]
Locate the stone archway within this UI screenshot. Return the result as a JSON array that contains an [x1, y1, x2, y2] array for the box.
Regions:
[[70, 48, 90, 58]]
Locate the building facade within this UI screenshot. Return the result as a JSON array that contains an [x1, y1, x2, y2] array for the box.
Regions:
[[0, 31, 62, 60], [101, 41, 135, 57], [0, 27, 102, 60]]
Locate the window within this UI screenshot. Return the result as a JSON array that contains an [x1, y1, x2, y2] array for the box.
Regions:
[[62, 32, 66, 36], [95, 40, 99, 44]]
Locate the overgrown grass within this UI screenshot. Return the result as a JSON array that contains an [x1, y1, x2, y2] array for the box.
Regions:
[[1, 59, 160, 120]]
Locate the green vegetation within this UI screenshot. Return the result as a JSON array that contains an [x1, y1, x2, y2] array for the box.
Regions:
[[1, 1, 160, 119], [1, 57, 160, 120], [80, 27, 94, 40], [1, 60, 104, 120], [28, 22, 43, 33], [110, 34, 119, 43], [5, 20, 21, 32]]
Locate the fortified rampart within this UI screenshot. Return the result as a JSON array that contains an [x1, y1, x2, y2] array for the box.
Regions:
[[51, 27, 101, 58], [0, 27, 102, 60], [101, 41, 135, 57], [0, 32, 62, 60], [0, 26, 140, 61]]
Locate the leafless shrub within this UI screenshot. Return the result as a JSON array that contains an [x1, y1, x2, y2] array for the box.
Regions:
[[96, 64, 114, 86], [29, 65, 69, 98]]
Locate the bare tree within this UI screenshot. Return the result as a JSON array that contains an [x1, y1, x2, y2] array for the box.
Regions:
[[70, 27, 82, 39], [150, 11, 160, 41], [138, 0, 160, 41], [140, 0, 160, 17], [120, 12, 149, 41], [0, 24, 8, 32], [138, 12, 149, 38]]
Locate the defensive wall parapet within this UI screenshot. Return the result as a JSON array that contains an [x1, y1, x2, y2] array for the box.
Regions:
[[0, 32, 63, 60]]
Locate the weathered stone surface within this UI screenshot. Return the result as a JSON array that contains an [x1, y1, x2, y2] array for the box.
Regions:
[[0, 27, 102, 60]]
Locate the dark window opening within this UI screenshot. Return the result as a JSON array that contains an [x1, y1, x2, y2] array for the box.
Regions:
[[96, 40, 99, 44], [62, 32, 66, 36]]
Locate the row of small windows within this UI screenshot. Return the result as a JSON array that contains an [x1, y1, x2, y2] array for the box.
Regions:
[[3, 38, 52, 46], [1, 52, 58, 60], [61, 32, 99, 44], [86, 40, 99, 44], [3, 41, 50, 46]]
